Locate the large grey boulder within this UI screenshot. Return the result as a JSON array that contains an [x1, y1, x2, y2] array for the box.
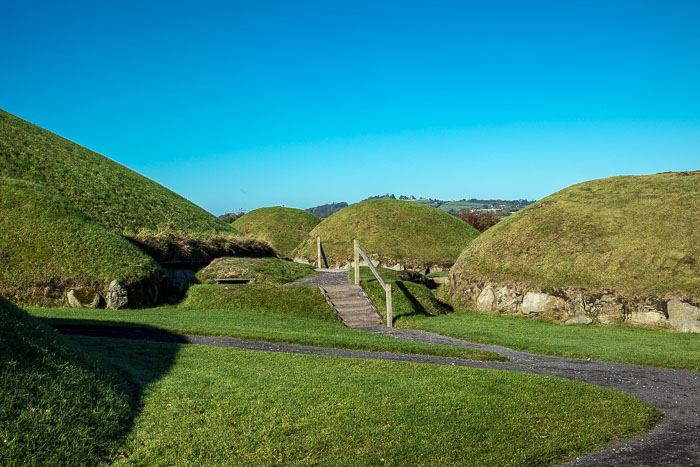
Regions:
[[105, 280, 129, 309], [476, 285, 497, 311], [667, 298, 700, 333], [522, 292, 565, 314], [66, 288, 102, 309], [628, 310, 666, 326], [496, 286, 521, 313]]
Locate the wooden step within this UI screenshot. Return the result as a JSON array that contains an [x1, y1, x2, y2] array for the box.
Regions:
[[331, 298, 368, 306]]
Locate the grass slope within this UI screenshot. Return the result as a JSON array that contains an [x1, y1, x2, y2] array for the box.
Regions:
[[451, 172, 700, 298], [73, 336, 659, 465], [295, 199, 480, 269], [0, 109, 235, 237], [232, 207, 320, 256], [0, 177, 160, 305], [196, 257, 317, 285], [0, 297, 131, 464]]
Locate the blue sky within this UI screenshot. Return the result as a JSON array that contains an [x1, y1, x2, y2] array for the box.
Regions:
[[1, 1, 699, 214]]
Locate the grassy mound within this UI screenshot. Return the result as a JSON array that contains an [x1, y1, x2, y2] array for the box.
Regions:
[[0, 297, 130, 464], [196, 257, 317, 285], [232, 207, 320, 256], [294, 199, 480, 269], [0, 109, 235, 237], [451, 172, 700, 299], [0, 177, 161, 305]]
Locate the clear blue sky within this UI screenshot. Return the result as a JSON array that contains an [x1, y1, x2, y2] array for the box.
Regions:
[[1, 1, 699, 214]]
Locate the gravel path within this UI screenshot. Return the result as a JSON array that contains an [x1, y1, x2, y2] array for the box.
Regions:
[[57, 270, 700, 466], [290, 268, 351, 287]]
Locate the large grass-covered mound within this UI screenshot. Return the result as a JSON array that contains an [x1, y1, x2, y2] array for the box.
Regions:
[[232, 207, 320, 256], [0, 177, 161, 305], [0, 109, 235, 237], [196, 257, 317, 285], [0, 297, 131, 464], [294, 199, 480, 269], [451, 172, 700, 311]]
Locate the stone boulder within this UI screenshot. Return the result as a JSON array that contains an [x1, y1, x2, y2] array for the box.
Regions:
[[667, 298, 700, 333], [628, 310, 666, 326], [591, 294, 625, 324], [522, 292, 565, 315], [66, 288, 102, 308], [105, 280, 129, 309], [565, 315, 593, 325], [476, 285, 497, 311], [496, 286, 521, 313]]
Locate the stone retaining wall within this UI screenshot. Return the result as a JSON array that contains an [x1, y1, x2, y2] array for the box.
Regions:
[[450, 277, 700, 333]]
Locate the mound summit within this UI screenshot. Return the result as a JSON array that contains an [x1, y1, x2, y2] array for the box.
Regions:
[[294, 199, 480, 270], [233, 207, 320, 256], [450, 171, 700, 331]]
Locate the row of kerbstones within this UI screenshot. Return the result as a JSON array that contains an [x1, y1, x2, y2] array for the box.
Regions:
[[474, 284, 700, 333], [65, 280, 129, 310]]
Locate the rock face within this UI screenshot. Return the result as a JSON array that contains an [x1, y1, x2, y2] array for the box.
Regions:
[[667, 298, 700, 333], [105, 280, 129, 309], [522, 292, 565, 315], [66, 288, 102, 308], [476, 286, 497, 311]]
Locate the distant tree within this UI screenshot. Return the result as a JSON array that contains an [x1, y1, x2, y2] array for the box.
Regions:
[[219, 211, 246, 223], [458, 210, 501, 232]]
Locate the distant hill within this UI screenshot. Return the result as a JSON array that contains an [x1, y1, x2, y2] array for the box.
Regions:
[[306, 202, 348, 219], [0, 296, 131, 464], [294, 199, 480, 269], [0, 109, 236, 238], [308, 196, 532, 218], [232, 207, 320, 256]]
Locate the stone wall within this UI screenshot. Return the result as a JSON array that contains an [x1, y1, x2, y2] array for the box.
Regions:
[[450, 276, 700, 333]]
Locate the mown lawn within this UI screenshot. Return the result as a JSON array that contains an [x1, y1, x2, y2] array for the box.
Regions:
[[353, 267, 700, 371], [29, 284, 504, 362], [74, 336, 659, 466], [401, 311, 700, 371]]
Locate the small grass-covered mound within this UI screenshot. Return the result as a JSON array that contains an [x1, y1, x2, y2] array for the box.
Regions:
[[196, 257, 317, 284], [232, 207, 320, 256], [0, 109, 235, 237], [0, 177, 161, 305], [451, 172, 700, 299], [294, 199, 480, 269], [0, 297, 131, 464]]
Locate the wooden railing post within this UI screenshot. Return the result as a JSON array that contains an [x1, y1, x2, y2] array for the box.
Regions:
[[354, 240, 392, 328], [353, 239, 360, 285], [385, 283, 392, 328], [317, 237, 322, 268]]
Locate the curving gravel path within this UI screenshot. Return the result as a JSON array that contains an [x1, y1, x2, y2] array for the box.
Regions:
[[58, 270, 700, 466]]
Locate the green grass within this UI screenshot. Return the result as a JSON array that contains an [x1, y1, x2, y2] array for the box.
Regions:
[[196, 257, 317, 285], [0, 177, 161, 305], [400, 310, 700, 371], [0, 108, 235, 237], [452, 171, 700, 298], [294, 199, 480, 269], [29, 284, 504, 362], [68, 336, 659, 465], [0, 297, 132, 465], [232, 207, 320, 256]]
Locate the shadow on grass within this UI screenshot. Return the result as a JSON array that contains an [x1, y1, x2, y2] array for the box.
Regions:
[[388, 281, 454, 325], [37, 317, 182, 462]]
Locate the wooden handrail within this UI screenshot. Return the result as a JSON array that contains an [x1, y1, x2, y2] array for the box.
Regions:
[[353, 239, 392, 327]]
